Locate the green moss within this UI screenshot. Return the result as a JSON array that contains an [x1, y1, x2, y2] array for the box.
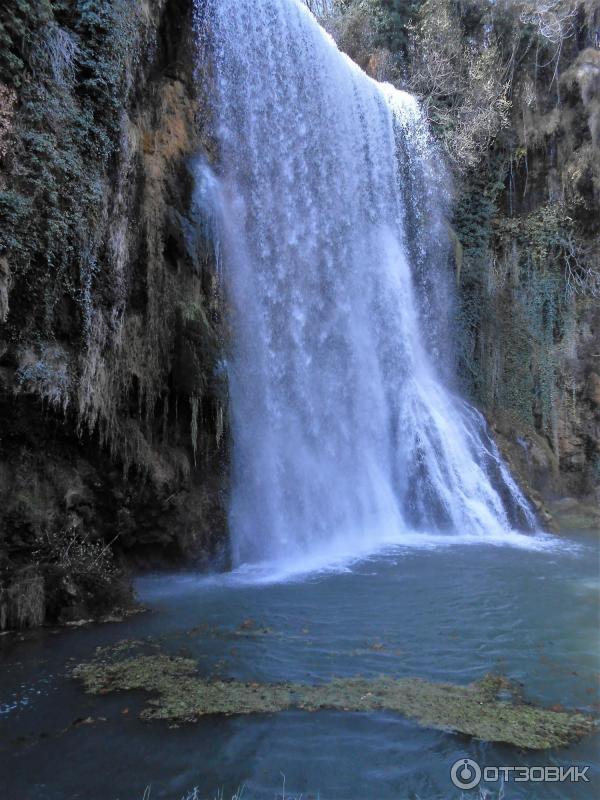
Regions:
[[0, 0, 146, 341], [366, 0, 425, 56], [73, 647, 595, 749], [453, 156, 507, 260], [0, 0, 53, 88], [455, 154, 581, 445]]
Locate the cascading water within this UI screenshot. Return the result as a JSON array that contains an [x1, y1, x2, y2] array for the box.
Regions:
[[195, 0, 537, 569]]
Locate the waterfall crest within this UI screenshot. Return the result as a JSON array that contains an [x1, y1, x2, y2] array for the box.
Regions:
[[195, 0, 536, 567]]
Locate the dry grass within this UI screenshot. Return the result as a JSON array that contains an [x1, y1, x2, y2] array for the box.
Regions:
[[0, 571, 45, 630]]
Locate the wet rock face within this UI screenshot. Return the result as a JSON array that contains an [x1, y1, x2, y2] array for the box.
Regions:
[[457, 45, 600, 512], [586, 372, 600, 407], [558, 305, 600, 488], [0, 0, 228, 630]]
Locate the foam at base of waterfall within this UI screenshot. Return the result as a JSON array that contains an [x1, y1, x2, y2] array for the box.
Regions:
[[136, 531, 578, 596]]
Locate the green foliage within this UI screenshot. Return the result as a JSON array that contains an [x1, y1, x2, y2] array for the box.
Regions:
[[0, 0, 53, 88], [0, 0, 145, 341], [366, 0, 424, 53], [496, 204, 578, 268], [453, 156, 507, 259], [494, 206, 577, 434], [0, 190, 32, 253], [456, 176, 576, 442]]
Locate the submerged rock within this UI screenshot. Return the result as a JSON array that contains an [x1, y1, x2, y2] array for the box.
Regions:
[[548, 496, 600, 533], [72, 648, 595, 750]]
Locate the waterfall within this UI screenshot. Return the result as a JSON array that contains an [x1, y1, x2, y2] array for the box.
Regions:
[[195, 0, 536, 568]]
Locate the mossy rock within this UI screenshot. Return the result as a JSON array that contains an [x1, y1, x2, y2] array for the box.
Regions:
[[549, 497, 600, 534], [72, 647, 595, 750]]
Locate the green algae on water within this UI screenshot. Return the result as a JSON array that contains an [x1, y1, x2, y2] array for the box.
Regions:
[[72, 648, 595, 750]]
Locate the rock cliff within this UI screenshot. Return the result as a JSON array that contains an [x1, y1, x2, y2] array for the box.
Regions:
[[0, 0, 227, 629]]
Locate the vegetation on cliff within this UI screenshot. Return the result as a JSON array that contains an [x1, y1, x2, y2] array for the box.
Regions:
[[0, 0, 227, 630]]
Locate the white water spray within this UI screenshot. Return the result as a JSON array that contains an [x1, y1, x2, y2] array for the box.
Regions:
[[195, 0, 536, 568]]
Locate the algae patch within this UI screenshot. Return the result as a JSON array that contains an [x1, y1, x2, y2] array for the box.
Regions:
[[72, 647, 595, 750]]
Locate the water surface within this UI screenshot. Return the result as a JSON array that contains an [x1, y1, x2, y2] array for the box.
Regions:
[[1, 534, 598, 799]]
